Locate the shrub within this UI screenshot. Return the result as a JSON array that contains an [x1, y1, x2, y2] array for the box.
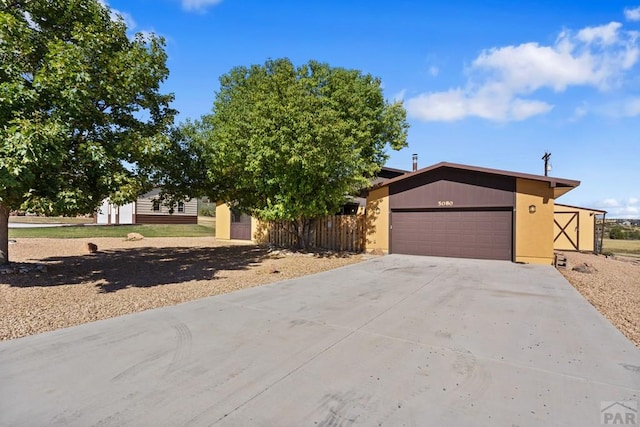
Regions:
[[609, 226, 625, 239]]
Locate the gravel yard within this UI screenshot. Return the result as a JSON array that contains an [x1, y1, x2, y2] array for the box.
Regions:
[[2, 239, 638, 349], [0, 237, 362, 341], [559, 251, 640, 348]]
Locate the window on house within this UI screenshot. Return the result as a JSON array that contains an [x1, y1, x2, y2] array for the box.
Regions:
[[152, 200, 160, 212], [178, 202, 185, 213]]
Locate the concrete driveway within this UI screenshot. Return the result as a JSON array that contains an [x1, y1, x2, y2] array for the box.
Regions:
[[1, 255, 639, 426]]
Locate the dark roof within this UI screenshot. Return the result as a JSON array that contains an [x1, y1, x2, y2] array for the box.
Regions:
[[554, 203, 607, 214], [372, 161, 580, 198], [378, 166, 410, 177]]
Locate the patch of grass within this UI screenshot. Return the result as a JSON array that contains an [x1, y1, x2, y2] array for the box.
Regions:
[[602, 238, 640, 256], [9, 224, 215, 239], [9, 216, 93, 224], [197, 216, 216, 228]]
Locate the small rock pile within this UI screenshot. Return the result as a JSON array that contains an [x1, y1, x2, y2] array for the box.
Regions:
[[572, 262, 597, 274], [0, 263, 48, 275]]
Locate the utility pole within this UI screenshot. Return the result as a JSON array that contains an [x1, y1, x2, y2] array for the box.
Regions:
[[542, 152, 551, 176]]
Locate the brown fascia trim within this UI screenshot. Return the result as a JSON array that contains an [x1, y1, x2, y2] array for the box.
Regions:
[[554, 203, 607, 214], [369, 161, 581, 191]]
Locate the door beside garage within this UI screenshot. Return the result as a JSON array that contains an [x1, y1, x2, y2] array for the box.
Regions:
[[230, 210, 252, 240], [390, 210, 513, 260]]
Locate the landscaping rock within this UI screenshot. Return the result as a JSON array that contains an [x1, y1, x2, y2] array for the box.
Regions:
[[126, 233, 144, 241], [0, 263, 48, 275], [561, 252, 640, 348], [0, 237, 363, 341], [571, 263, 597, 274]]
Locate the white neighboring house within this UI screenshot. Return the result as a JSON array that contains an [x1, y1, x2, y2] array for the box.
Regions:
[[96, 188, 198, 225]]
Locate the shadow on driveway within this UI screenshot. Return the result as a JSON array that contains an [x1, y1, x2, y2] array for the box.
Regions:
[[3, 245, 269, 292]]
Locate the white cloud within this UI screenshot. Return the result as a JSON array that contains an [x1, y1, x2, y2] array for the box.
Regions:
[[625, 6, 640, 21], [577, 22, 622, 45], [98, 0, 136, 30], [429, 66, 439, 77], [600, 198, 621, 208], [623, 97, 640, 116], [615, 206, 640, 216], [405, 87, 552, 122], [406, 21, 640, 122], [181, 0, 223, 12], [392, 89, 406, 103], [594, 197, 640, 218], [572, 103, 588, 120], [597, 96, 640, 117]]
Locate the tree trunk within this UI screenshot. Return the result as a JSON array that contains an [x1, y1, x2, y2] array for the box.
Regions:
[[0, 204, 9, 265]]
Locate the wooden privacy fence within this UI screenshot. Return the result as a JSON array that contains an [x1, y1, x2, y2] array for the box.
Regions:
[[260, 215, 366, 252]]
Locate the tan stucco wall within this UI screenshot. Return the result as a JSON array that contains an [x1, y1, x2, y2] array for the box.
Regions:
[[250, 217, 259, 242], [365, 186, 390, 253], [215, 203, 231, 240], [515, 178, 555, 264], [554, 206, 597, 252]]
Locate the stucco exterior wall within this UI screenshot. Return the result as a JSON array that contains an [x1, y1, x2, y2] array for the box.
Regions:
[[515, 178, 555, 264], [215, 203, 231, 240], [250, 217, 259, 242], [365, 186, 390, 253]]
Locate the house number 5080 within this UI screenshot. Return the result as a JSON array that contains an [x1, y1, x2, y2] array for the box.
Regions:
[[438, 201, 454, 206]]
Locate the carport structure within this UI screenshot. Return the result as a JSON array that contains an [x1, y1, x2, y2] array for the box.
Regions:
[[366, 162, 580, 264]]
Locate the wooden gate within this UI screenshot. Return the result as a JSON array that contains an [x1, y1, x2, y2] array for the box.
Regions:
[[554, 211, 579, 251]]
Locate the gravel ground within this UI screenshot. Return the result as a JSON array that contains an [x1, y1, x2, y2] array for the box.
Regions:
[[559, 251, 640, 348], [3, 239, 638, 349], [0, 237, 363, 341]]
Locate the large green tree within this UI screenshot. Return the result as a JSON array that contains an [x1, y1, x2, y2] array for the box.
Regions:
[[0, 0, 176, 264], [193, 58, 408, 247]]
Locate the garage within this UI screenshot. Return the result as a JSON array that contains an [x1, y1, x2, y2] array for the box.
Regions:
[[391, 210, 513, 260], [366, 162, 581, 264], [387, 164, 516, 261]]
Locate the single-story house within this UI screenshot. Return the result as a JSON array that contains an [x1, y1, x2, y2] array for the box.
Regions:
[[216, 161, 608, 265], [365, 162, 580, 264], [96, 188, 198, 225], [553, 203, 607, 253], [215, 166, 409, 240]]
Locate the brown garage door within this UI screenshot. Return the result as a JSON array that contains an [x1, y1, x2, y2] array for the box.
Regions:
[[390, 210, 512, 260]]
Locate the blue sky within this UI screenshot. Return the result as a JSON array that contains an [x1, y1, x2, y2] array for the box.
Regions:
[[106, 0, 640, 218]]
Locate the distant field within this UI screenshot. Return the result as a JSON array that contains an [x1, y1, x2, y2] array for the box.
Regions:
[[9, 224, 214, 239], [602, 238, 640, 256]]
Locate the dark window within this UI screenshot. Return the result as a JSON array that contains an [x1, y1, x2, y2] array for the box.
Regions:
[[152, 200, 160, 212], [231, 208, 242, 223], [337, 203, 360, 215], [178, 202, 185, 213], [231, 208, 250, 223]]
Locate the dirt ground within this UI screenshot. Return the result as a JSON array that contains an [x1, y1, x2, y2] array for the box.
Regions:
[[2, 239, 638, 349], [559, 251, 640, 348], [0, 237, 362, 341]]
